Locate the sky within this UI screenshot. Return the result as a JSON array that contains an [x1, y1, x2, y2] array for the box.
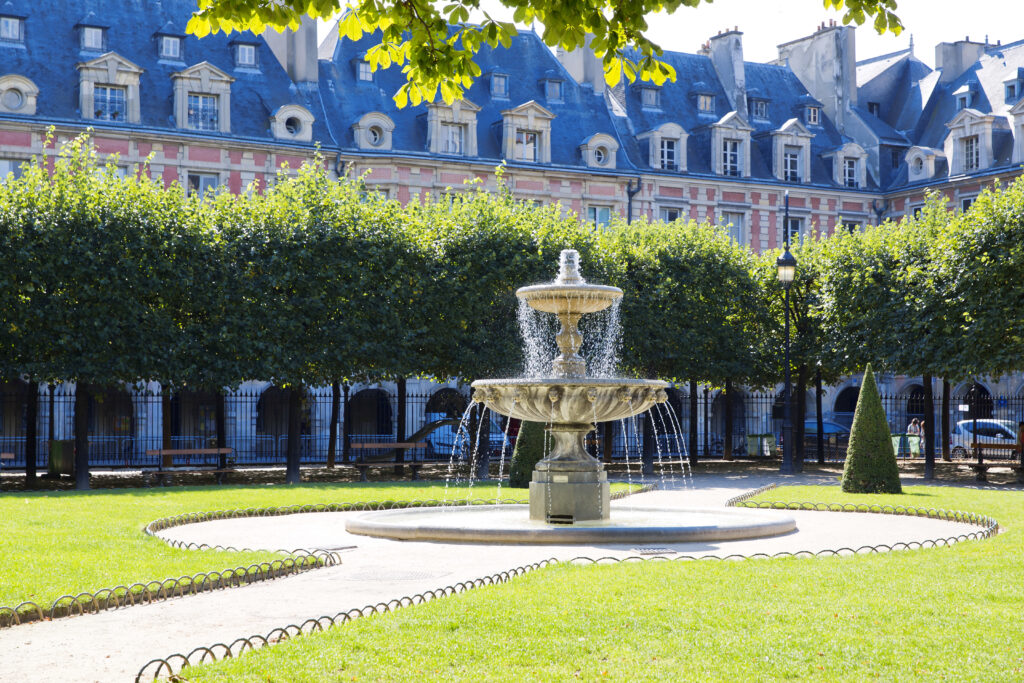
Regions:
[[317, 0, 1019, 69]]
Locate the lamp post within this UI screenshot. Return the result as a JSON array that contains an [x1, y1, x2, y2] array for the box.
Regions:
[[777, 191, 797, 474]]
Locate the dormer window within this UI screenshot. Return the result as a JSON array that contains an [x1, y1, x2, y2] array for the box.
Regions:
[[868, 101, 880, 117], [357, 60, 372, 81], [1006, 82, 1018, 103], [660, 138, 678, 171], [94, 85, 126, 121], [783, 146, 801, 182], [957, 95, 969, 111], [698, 94, 715, 113], [544, 79, 563, 102], [0, 16, 23, 42], [641, 87, 660, 108], [579, 133, 618, 168], [235, 43, 257, 68], [81, 26, 104, 51], [160, 36, 181, 60], [722, 139, 741, 176], [441, 123, 464, 155], [187, 93, 219, 131], [806, 107, 820, 125], [751, 99, 768, 119], [843, 158, 859, 188], [515, 130, 538, 161], [491, 73, 508, 98], [500, 101, 555, 163], [962, 135, 980, 171]]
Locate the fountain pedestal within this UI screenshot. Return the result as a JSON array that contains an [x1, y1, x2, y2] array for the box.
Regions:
[[529, 423, 609, 523]]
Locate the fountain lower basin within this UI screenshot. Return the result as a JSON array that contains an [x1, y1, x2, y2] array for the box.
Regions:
[[344, 504, 797, 544]]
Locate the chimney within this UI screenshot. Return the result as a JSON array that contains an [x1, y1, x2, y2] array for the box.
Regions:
[[557, 35, 604, 92], [777, 24, 857, 133], [264, 16, 318, 84], [707, 28, 746, 115], [934, 38, 986, 83]]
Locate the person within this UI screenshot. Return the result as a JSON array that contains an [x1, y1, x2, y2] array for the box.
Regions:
[[907, 418, 921, 458]]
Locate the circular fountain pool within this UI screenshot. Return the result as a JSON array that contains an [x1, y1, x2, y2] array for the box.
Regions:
[[345, 505, 796, 544]]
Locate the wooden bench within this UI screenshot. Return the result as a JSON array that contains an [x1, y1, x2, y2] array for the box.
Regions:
[[350, 442, 427, 481], [967, 442, 1023, 482], [143, 448, 234, 486]]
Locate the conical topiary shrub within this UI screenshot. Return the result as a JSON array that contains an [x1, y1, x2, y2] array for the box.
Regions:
[[509, 421, 546, 488], [841, 364, 902, 494]]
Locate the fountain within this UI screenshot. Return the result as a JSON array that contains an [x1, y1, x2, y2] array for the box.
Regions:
[[345, 250, 795, 543]]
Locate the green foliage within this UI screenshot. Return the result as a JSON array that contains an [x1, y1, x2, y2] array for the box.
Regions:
[[509, 421, 546, 488], [187, 0, 903, 107], [841, 365, 901, 494]]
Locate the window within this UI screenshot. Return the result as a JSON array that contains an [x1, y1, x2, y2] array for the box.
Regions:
[[1, 88, 23, 111], [641, 88, 659, 108], [1007, 83, 1019, 102], [843, 158, 859, 188], [367, 125, 383, 146], [187, 93, 219, 131], [0, 159, 22, 183], [357, 61, 372, 81], [722, 139, 740, 176], [720, 212, 744, 243], [957, 95, 968, 111], [235, 44, 256, 67], [593, 146, 607, 165], [783, 146, 801, 182], [187, 173, 219, 198], [660, 207, 683, 222], [491, 74, 508, 98], [912, 206, 923, 218], [660, 138, 677, 171], [81, 27, 103, 50], [867, 101, 881, 117], [698, 94, 714, 113], [963, 135, 979, 171], [441, 123, 464, 155], [961, 197, 975, 212], [514, 130, 538, 162], [160, 36, 181, 59], [806, 107, 820, 125], [913, 157, 923, 173], [891, 149, 901, 168], [751, 99, 767, 119], [545, 80, 563, 101], [843, 221, 860, 233], [93, 85, 126, 121], [0, 16, 22, 42], [784, 217, 803, 244], [587, 205, 611, 227]]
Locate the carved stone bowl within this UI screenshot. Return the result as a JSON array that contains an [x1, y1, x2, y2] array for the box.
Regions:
[[471, 378, 669, 424], [516, 283, 623, 316]]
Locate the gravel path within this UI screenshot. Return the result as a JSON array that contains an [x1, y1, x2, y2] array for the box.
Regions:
[[0, 473, 988, 682]]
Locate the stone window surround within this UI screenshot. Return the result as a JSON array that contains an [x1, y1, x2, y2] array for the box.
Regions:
[[500, 101, 555, 164], [269, 103, 315, 143], [1011, 98, 1024, 165], [353, 111, 395, 150], [76, 53, 144, 124], [944, 108, 998, 176], [718, 207, 749, 244], [905, 145, 945, 182], [636, 122, 688, 172], [823, 142, 868, 188], [0, 73, 39, 115], [710, 112, 753, 178], [172, 61, 233, 133], [770, 118, 813, 184], [578, 132, 619, 169], [426, 99, 480, 157]]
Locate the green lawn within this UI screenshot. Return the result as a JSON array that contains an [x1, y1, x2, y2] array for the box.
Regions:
[[185, 485, 1024, 681], [0, 481, 562, 612]]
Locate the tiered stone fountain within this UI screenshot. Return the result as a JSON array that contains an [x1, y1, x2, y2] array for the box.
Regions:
[[346, 250, 795, 543]]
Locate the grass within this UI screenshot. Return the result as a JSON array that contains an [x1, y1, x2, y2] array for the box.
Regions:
[[0, 480, 631, 610], [185, 485, 1024, 681]]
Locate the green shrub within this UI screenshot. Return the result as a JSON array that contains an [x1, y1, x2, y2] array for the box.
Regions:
[[509, 421, 547, 488], [841, 364, 902, 494]]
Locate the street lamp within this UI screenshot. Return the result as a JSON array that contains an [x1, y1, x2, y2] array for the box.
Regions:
[[777, 192, 797, 474]]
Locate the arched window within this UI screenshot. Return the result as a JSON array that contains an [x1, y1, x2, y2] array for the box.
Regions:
[[425, 388, 468, 420], [834, 386, 860, 414], [346, 388, 393, 436], [170, 390, 218, 448]]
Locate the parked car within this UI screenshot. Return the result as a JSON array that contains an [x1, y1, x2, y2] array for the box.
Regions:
[[802, 419, 850, 458], [950, 419, 1019, 459]]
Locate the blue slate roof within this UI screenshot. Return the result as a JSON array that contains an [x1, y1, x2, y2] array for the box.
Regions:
[[0, 0, 332, 147], [319, 28, 625, 171]]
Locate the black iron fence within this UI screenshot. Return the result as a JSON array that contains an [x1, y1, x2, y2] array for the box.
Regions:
[[1, 382, 1021, 471]]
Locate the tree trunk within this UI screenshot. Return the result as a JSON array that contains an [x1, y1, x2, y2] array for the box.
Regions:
[[794, 365, 807, 471], [215, 391, 227, 470], [395, 377, 407, 477], [602, 420, 614, 464], [161, 391, 172, 450], [327, 381, 340, 468], [25, 384, 38, 486], [74, 383, 90, 490], [285, 385, 302, 484], [702, 387, 710, 457], [342, 383, 351, 463], [941, 379, 951, 462], [923, 373, 935, 480], [815, 368, 824, 464], [723, 380, 734, 461], [641, 410, 655, 476], [688, 380, 698, 467]]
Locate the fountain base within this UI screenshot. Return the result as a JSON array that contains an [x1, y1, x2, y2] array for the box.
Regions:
[[529, 462, 609, 524]]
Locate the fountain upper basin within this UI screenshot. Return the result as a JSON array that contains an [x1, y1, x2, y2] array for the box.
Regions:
[[472, 378, 669, 424], [516, 283, 622, 315]]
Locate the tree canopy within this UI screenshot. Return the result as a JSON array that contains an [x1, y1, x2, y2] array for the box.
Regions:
[[188, 0, 904, 107]]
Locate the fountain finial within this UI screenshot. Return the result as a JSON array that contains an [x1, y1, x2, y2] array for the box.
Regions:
[[556, 249, 585, 285]]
